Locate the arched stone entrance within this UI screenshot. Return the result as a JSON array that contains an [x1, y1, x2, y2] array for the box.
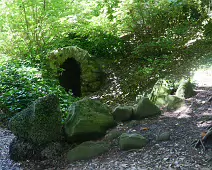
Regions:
[[59, 58, 82, 97], [49, 46, 106, 96]]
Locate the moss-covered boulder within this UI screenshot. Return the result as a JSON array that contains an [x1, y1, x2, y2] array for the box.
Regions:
[[133, 97, 161, 119], [155, 95, 185, 111], [119, 133, 147, 150], [176, 79, 196, 99], [112, 106, 133, 122], [149, 79, 177, 103], [9, 94, 62, 145], [64, 98, 116, 143], [67, 141, 110, 162]]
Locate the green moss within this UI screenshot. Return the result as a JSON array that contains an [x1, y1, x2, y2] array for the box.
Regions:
[[64, 98, 116, 142], [9, 95, 62, 145]]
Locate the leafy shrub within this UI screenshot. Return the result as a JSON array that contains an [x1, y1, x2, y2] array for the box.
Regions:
[[115, 0, 207, 58], [0, 58, 78, 118], [133, 37, 175, 57], [204, 19, 212, 39], [56, 26, 126, 58]]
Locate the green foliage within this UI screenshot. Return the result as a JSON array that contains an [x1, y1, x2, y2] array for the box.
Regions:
[[0, 0, 127, 60], [58, 26, 126, 58], [114, 0, 207, 58], [0, 58, 78, 117], [1, 0, 208, 61], [138, 55, 174, 78], [204, 18, 212, 39], [0, 102, 14, 127], [0, 0, 78, 58]]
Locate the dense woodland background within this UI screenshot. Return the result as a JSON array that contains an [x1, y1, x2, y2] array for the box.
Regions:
[[0, 0, 212, 119]]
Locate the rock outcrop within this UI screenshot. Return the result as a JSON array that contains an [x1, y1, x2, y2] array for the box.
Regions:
[[148, 78, 190, 110], [156, 132, 171, 141]]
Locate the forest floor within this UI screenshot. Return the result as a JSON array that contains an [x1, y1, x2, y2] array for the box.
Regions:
[[0, 41, 212, 170]]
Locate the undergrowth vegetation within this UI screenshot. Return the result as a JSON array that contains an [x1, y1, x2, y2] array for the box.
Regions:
[[0, 0, 212, 118], [0, 56, 78, 118]]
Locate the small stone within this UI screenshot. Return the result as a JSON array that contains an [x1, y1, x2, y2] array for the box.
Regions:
[[156, 132, 170, 141], [163, 157, 169, 161], [121, 164, 128, 168], [119, 133, 147, 150]]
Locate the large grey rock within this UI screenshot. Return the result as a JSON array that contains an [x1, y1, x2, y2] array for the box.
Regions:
[[9, 94, 62, 145], [67, 141, 110, 162], [133, 97, 161, 119], [64, 98, 116, 142], [176, 79, 196, 99], [112, 106, 133, 122], [119, 133, 147, 150]]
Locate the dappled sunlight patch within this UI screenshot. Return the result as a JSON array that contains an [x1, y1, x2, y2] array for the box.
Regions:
[[201, 110, 212, 116], [162, 105, 192, 119], [174, 106, 192, 119], [197, 117, 212, 128], [177, 113, 191, 119], [192, 67, 212, 87]]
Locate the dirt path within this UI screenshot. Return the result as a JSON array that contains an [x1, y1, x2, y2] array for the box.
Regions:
[[66, 87, 212, 170], [0, 69, 211, 170]]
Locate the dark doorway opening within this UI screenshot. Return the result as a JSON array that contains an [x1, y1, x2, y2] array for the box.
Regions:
[[59, 58, 82, 97]]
